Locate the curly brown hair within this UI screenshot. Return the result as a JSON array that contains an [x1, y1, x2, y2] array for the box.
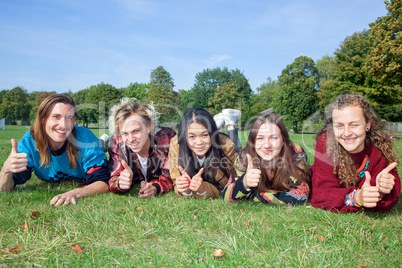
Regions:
[[316, 94, 399, 186]]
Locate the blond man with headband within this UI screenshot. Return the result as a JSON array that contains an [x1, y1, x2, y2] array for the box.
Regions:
[[0, 94, 109, 207], [108, 99, 176, 196]]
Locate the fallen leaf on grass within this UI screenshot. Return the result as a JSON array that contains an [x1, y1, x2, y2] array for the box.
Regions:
[[358, 262, 367, 267], [11, 246, 23, 253], [30, 211, 40, 220], [193, 215, 199, 219], [19, 221, 29, 231], [245, 222, 252, 227], [1, 254, 8, 258], [318, 236, 325, 242], [6, 201, 10, 206], [212, 249, 225, 258], [4, 247, 10, 253], [135, 206, 145, 211], [239, 209, 243, 213], [72, 244, 83, 254], [382, 237, 388, 241]]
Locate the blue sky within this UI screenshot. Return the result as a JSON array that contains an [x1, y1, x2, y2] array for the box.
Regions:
[[0, 0, 388, 93]]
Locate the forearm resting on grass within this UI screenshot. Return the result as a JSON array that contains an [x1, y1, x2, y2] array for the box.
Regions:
[[50, 181, 109, 207], [0, 165, 14, 191]]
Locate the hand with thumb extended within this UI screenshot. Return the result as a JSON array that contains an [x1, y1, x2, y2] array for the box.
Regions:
[[118, 160, 133, 190], [376, 162, 397, 194], [176, 166, 191, 193], [243, 154, 261, 189], [358, 171, 380, 208], [189, 168, 204, 192], [5, 139, 28, 173]]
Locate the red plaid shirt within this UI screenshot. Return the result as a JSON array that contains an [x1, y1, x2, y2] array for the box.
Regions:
[[108, 127, 176, 194]]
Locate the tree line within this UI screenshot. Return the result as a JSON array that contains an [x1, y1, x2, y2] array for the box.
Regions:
[[0, 0, 400, 129]]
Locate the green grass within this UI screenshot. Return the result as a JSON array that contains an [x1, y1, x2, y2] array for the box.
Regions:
[[0, 126, 401, 267]]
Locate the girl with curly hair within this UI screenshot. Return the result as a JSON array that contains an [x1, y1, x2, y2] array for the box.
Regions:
[[310, 94, 400, 212]]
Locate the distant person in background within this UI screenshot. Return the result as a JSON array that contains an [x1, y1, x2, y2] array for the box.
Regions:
[[310, 94, 400, 212], [108, 99, 176, 197], [222, 109, 310, 204], [0, 94, 109, 207], [169, 108, 235, 198], [214, 109, 242, 152]]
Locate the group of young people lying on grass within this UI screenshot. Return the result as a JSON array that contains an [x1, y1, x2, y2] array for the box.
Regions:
[[0, 93, 400, 213]]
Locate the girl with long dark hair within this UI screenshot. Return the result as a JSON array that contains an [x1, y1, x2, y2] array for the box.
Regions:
[[222, 110, 310, 204], [169, 108, 235, 198]]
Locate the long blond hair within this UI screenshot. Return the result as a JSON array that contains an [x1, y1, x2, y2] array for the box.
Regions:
[[316, 94, 398, 186], [30, 94, 79, 168]]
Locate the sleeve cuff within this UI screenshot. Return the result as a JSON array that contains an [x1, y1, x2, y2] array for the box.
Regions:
[[152, 183, 161, 194]]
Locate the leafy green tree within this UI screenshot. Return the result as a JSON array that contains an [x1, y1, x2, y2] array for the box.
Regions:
[[208, 82, 241, 115], [146, 66, 177, 123], [363, 0, 402, 121], [29, 91, 56, 120], [86, 83, 122, 126], [178, 89, 194, 113], [191, 67, 251, 122], [274, 56, 319, 132], [0, 87, 31, 123], [125, 82, 149, 100], [72, 83, 121, 127], [250, 77, 278, 116], [71, 89, 91, 127]]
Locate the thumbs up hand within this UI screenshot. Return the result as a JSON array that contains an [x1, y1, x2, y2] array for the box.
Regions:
[[189, 168, 204, 192], [376, 162, 397, 194], [243, 154, 261, 189], [5, 139, 28, 173], [176, 166, 191, 193], [118, 160, 133, 190], [359, 171, 380, 208]]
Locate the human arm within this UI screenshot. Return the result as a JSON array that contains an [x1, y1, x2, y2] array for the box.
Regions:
[[50, 180, 109, 207], [108, 136, 133, 194], [310, 135, 361, 213], [364, 157, 400, 212], [0, 139, 28, 191], [147, 146, 174, 195]]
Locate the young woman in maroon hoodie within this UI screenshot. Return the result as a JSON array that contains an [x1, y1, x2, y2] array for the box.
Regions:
[[310, 94, 400, 213]]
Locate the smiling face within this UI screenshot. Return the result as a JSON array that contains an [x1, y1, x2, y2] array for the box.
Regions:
[[254, 122, 283, 161], [332, 105, 370, 154], [186, 122, 212, 159], [119, 113, 151, 156], [45, 103, 76, 150]]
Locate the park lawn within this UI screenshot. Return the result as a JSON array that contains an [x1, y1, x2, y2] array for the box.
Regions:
[[0, 126, 401, 267]]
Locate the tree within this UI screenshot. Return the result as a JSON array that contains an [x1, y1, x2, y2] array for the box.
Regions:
[[190, 67, 251, 123], [146, 66, 177, 123], [125, 82, 149, 100], [208, 82, 241, 115], [0, 87, 31, 123], [250, 77, 278, 116], [72, 83, 121, 127], [29, 91, 56, 120], [273, 56, 319, 132], [363, 0, 402, 121]]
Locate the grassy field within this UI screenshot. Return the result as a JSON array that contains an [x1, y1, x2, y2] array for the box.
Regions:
[[0, 125, 401, 267]]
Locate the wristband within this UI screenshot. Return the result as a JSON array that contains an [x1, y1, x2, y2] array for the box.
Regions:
[[181, 191, 192, 197], [196, 191, 207, 196]]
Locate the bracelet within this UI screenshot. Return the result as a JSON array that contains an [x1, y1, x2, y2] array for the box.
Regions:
[[196, 191, 207, 196], [181, 191, 192, 197], [345, 189, 362, 207]]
